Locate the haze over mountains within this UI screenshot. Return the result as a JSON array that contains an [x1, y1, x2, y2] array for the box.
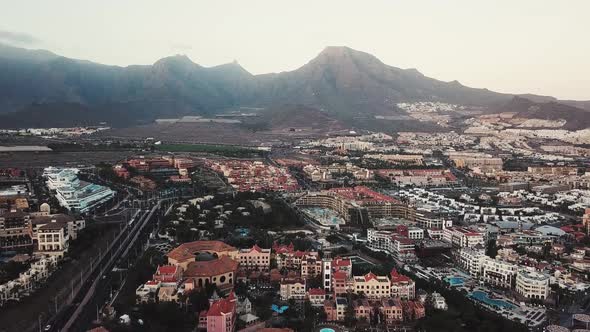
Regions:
[[0, 43, 588, 129]]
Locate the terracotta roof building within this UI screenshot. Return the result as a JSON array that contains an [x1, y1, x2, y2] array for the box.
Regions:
[[168, 240, 238, 270], [184, 256, 238, 292]]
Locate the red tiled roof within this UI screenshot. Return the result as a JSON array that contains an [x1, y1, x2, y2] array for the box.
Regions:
[[332, 271, 348, 280], [207, 296, 236, 317], [157, 265, 179, 275], [184, 256, 238, 277], [308, 288, 326, 295], [333, 257, 351, 267], [168, 241, 237, 262], [390, 269, 412, 284], [364, 272, 378, 282]]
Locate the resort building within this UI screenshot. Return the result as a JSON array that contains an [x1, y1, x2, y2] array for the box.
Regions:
[[352, 298, 372, 321], [390, 269, 416, 300], [375, 168, 457, 187], [481, 257, 518, 289], [37, 221, 69, 257], [183, 256, 238, 292], [167, 241, 238, 270], [295, 186, 411, 225], [307, 288, 326, 306], [279, 277, 306, 300], [442, 227, 485, 248], [301, 256, 322, 278], [380, 298, 404, 323], [273, 242, 319, 270], [237, 245, 271, 271], [457, 247, 486, 277], [353, 272, 391, 299], [198, 292, 237, 332], [324, 297, 348, 322], [0, 211, 33, 252], [44, 168, 115, 213], [303, 163, 373, 183], [516, 270, 550, 300]]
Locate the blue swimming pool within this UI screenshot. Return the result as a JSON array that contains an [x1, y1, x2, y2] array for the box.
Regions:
[[319, 329, 335, 332], [446, 276, 464, 286], [470, 291, 516, 310]]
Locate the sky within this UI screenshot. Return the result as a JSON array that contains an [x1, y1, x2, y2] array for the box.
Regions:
[[0, 0, 589, 100]]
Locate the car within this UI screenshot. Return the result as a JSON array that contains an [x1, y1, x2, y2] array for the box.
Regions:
[[44, 325, 52, 331]]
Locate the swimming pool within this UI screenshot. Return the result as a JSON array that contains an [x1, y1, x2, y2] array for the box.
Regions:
[[446, 276, 464, 286], [470, 291, 516, 310], [319, 329, 335, 332]]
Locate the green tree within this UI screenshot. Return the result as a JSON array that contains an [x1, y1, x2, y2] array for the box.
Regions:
[[485, 239, 498, 258]]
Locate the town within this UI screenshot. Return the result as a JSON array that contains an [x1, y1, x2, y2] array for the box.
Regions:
[[1, 118, 590, 332]]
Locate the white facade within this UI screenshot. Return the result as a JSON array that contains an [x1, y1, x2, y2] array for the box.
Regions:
[[457, 247, 485, 277], [516, 270, 550, 300], [443, 227, 484, 248], [481, 257, 518, 289], [44, 168, 115, 213], [367, 229, 394, 253], [43, 168, 80, 190], [37, 223, 69, 257], [407, 227, 424, 240]]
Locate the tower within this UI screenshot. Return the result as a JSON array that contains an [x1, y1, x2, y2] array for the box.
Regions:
[[322, 251, 332, 292]]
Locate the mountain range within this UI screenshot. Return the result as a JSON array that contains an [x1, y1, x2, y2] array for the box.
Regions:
[[0, 43, 588, 129]]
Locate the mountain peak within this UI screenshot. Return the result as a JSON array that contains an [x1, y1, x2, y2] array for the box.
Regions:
[[209, 60, 252, 76], [153, 54, 196, 67]]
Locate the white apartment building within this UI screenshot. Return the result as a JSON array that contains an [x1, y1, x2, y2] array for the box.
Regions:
[[44, 167, 115, 213], [481, 257, 518, 289], [367, 229, 394, 253], [0, 255, 59, 306], [443, 227, 484, 248], [367, 228, 418, 261], [407, 227, 424, 240], [516, 270, 550, 300], [37, 222, 69, 257], [457, 247, 486, 277], [43, 168, 79, 190]]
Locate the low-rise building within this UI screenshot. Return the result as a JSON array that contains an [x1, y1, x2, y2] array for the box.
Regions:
[[431, 292, 448, 310], [279, 278, 306, 300], [237, 245, 271, 271], [199, 292, 237, 332], [353, 272, 390, 299], [324, 297, 348, 322], [390, 269, 415, 300], [307, 288, 326, 306], [380, 298, 404, 324]]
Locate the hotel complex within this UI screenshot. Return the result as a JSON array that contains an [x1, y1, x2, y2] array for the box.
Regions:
[[43, 168, 115, 213]]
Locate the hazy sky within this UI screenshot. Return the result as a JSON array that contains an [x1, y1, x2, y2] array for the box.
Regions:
[[1, 0, 589, 100]]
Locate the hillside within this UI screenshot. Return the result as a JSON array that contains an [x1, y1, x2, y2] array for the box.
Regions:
[[495, 97, 590, 130], [0, 43, 586, 129]]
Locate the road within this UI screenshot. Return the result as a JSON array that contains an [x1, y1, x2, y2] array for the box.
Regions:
[[48, 202, 162, 332]]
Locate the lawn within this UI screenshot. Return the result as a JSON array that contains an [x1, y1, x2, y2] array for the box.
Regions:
[[155, 143, 262, 157]]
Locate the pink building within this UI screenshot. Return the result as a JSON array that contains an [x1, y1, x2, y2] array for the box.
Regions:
[[199, 292, 237, 332]]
